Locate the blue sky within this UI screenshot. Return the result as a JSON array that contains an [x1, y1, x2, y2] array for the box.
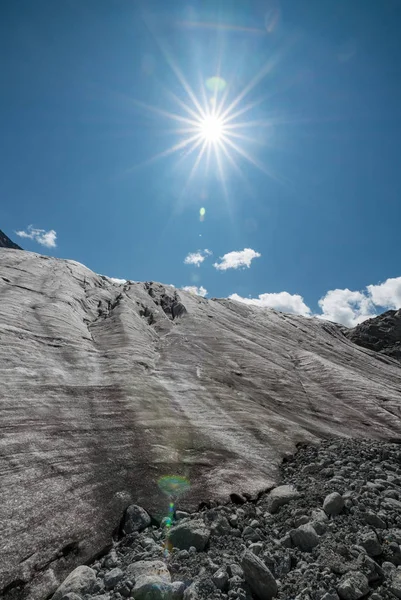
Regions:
[[1, 0, 401, 326]]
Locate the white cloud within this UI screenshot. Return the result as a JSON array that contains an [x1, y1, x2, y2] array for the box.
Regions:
[[15, 225, 57, 248], [182, 285, 208, 297], [214, 248, 261, 271], [367, 277, 401, 310], [317, 289, 376, 327], [109, 277, 127, 285], [184, 249, 212, 267], [229, 292, 311, 317], [229, 275, 401, 328]]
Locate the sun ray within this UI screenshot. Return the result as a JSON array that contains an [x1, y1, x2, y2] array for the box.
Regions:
[[223, 130, 266, 146], [181, 139, 209, 192], [165, 88, 208, 125], [223, 136, 281, 182], [125, 132, 203, 173], [219, 57, 278, 122], [159, 45, 207, 120], [130, 98, 199, 127], [214, 142, 228, 202], [221, 96, 268, 125]]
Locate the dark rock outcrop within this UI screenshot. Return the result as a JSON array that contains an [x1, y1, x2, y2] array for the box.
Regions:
[[0, 229, 22, 249], [345, 309, 401, 362], [1, 250, 401, 599]]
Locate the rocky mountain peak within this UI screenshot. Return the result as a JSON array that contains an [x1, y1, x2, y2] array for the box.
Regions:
[[0, 228, 22, 250], [345, 309, 401, 362]]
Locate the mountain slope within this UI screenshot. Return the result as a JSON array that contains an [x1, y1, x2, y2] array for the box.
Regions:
[[345, 309, 401, 362], [0, 229, 22, 250], [1, 249, 401, 599]]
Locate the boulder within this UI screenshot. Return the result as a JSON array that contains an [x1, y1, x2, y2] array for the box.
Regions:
[[363, 511, 387, 529], [336, 572, 370, 600], [168, 520, 210, 551], [389, 569, 401, 599], [126, 560, 171, 583], [266, 485, 300, 513], [212, 567, 229, 591], [123, 504, 151, 534], [132, 576, 173, 600], [290, 524, 320, 552], [323, 492, 345, 516], [360, 531, 382, 557], [52, 566, 96, 600], [104, 567, 124, 589], [241, 549, 278, 599], [171, 581, 186, 600]]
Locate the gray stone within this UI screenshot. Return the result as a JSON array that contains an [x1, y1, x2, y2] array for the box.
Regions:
[[382, 561, 397, 576], [243, 526, 261, 542], [321, 594, 340, 600], [132, 575, 173, 600], [183, 582, 200, 600], [104, 567, 124, 589], [52, 566, 96, 600], [360, 531, 382, 557], [104, 549, 119, 569], [336, 571, 370, 600], [382, 498, 401, 511], [175, 511, 190, 521], [212, 567, 229, 591], [126, 560, 171, 583], [241, 549, 278, 599], [123, 504, 151, 534], [168, 520, 210, 551], [210, 516, 231, 536], [311, 519, 327, 535], [389, 570, 401, 598], [249, 542, 264, 555], [60, 594, 84, 600], [171, 581, 186, 600], [279, 533, 293, 547], [294, 515, 310, 527], [290, 524, 320, 552], [311, 508, 329, 522], [323, 493, 345, 516], [364, 511, 387, 529], [266, 485, 301, 513], [227, 563, 244, 578]]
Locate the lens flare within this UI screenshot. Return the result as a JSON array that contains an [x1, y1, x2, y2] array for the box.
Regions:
[[206, 76, 227, 93], [158, 476, 190, 558], [158, 474, 190, 496]]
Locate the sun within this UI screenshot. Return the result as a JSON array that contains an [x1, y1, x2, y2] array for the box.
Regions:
[[128, 51, 277, 191], [198, 114, 224, 143]]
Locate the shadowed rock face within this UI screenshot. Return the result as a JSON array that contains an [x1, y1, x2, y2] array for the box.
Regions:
[[345, 310, 401, 362], [0, 249, 401, 599], [0, 229, 22, 250]]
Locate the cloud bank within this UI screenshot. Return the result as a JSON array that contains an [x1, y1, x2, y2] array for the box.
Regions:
[[184, 249, 212, 267], [15, 225, 57, 248], [213, 248, 261, 271], [229, 292, 312, 317], [182, 285, 208, 297], [230, 276, 401, 327]]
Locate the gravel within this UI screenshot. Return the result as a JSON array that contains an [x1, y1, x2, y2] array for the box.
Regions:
[[51, 438, 401, 600]]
